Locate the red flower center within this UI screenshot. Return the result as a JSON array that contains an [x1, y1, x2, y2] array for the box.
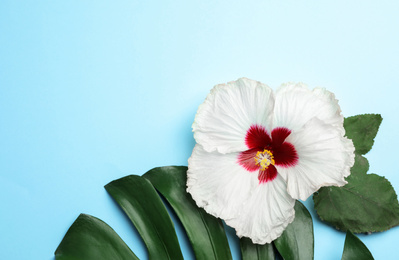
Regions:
[[238, 125, 298, 184]]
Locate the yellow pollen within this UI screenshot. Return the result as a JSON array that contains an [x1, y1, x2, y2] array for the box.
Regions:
[[254, 149, 275, 170]]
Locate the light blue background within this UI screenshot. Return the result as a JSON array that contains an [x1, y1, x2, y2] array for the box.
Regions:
[[1, 1, 398, 259]]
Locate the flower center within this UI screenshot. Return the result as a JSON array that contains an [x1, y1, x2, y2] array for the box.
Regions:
[[254, 149, 275, 170]]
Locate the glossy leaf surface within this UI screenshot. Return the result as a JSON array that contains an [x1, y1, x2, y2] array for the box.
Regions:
[[143, 166, 232, 260], [274, 201, 314, 260], [341, 231, 374, 260], [240, 237, 275, 260], [105, 175, 183, 260], [55, 214, 139, 260]]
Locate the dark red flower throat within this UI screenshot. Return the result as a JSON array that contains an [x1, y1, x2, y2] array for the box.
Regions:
[[238, 125, 298, 184]]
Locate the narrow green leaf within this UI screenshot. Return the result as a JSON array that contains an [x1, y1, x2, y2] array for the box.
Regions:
[[240, 237, 275, 260], [274, 201, 314, 260], [341, 231, 374, 260], [55, 214, 138, 260], [344, 114, 382, 155], [314, 173, 399, 232], [143, 166, 232, 260], [105, 175, 184, 260]]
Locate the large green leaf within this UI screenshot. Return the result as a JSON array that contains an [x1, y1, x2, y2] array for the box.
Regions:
[[274, 201, 314, 260], [240, 237, 275, 260], [105, 175, 184, 260], [143, 166, 232, 260], [54, 214, 139, 260], [341, 231, 374, 260], [344, 114, 382, 155], [314, 173, 399, 232]]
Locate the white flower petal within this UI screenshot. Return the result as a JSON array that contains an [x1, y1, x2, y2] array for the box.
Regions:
[[277, 118, 355, 200], [193, 78, 275, 154], [274, 83, 343, 132], [187, 144, 258, 220], [227, 174, 296, 244]]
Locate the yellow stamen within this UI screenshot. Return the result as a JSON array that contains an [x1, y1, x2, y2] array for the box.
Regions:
[[254, 149, 275, 170]]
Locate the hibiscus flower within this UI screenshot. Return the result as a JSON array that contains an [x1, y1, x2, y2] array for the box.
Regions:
[[187, 78, 355, 244]]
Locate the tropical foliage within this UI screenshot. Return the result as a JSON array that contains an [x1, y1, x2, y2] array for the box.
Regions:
[[55, 114, 398, 259]]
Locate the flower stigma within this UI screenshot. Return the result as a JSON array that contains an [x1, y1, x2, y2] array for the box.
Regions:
[[254, 149, 275, 170]]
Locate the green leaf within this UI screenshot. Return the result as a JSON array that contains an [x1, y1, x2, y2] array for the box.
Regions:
[[143, 166, 232, 260], [341, 231, 374, 260], [350, 154, 369, 176], [105, 175, 184, 260], [274, 201, 314, 260], [55, 214, 139, 260], [314, 114, 399, 233], [314, 173, 399, 232], [344, 114, 382, 155], [240, 237, 275, 260]]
